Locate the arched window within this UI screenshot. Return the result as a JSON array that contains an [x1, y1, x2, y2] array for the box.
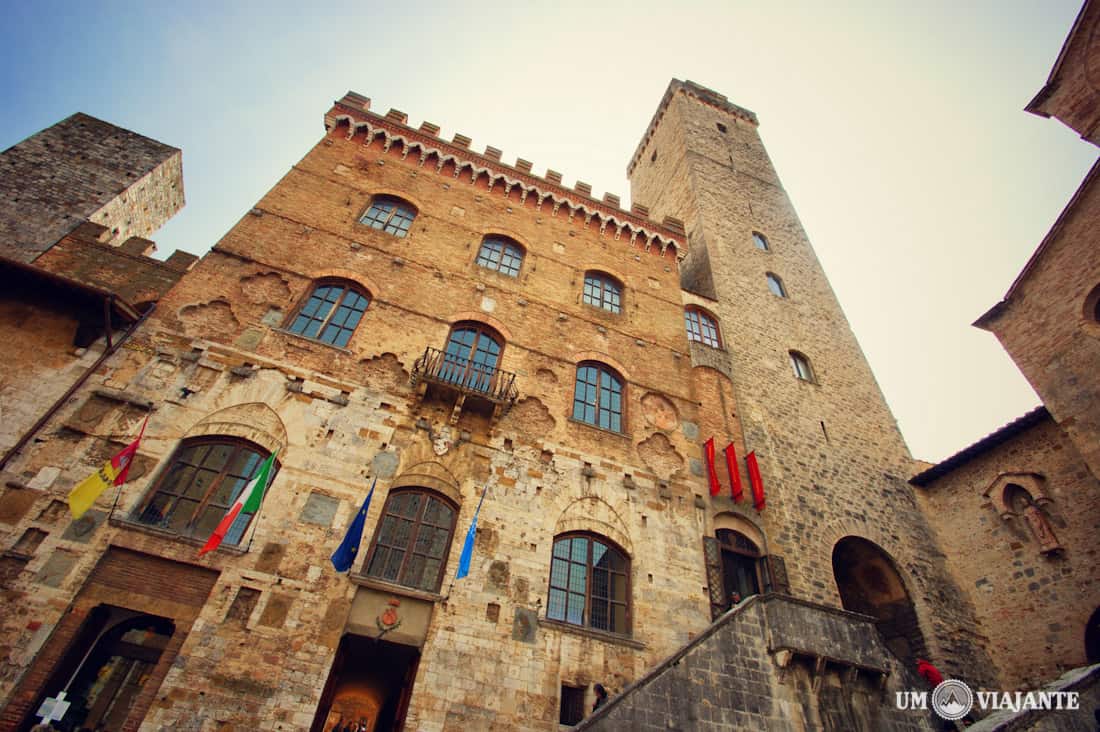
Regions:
[[582, 272, 622, 314], [441, 322, 504, 394], [287, 280, 370, 347], [359, 195, 417, 238], [752, 231, 770, 251], [789, 351, 814, 382], [364, 489, 457, 592], [766, 273, 787, 298], [547, 533, 630, 634], [476, 236, 524, 277], [684, 307, 721, 348], [716, 529, 761, 607], [135, 437, 274, 547], [573, 362, 624, 433]]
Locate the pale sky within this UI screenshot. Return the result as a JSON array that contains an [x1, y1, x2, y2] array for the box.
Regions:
[[2, 1, 1095, 463]]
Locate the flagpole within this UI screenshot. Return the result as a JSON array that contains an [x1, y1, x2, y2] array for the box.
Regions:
[[108, 415, 149, 522], [446, 483, 490, 599]]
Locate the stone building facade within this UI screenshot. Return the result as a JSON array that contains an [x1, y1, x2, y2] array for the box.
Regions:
[[0, 80, 985, 732], [0, 8, 1097, 726]]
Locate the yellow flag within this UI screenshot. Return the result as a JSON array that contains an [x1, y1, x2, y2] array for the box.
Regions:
[[67, 461, 119, 519]]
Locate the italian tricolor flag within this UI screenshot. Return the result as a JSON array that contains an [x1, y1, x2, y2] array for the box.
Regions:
[[198, 450, 278, 557]]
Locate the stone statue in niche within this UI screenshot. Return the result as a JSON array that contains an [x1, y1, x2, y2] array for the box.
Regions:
[[1005, 484, 1062, 555]]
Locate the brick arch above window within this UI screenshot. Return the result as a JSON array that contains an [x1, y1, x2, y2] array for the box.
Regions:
[[446, 311, 514, 342], [569, 350, 631, 382], [305, 268, 381, 299]]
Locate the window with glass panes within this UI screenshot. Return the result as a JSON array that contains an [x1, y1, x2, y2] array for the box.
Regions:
[[572, 363, 623, 432], [365, 490, 456, 592], [287, 281, 370, 348], [582, 273, 622, 313], [475, 237, 524, 277], [135, 438, 272, 547], [752, 231, 770, 250], [790, 351, 814, 382], [684, 308, 721, 348], [547, 534, 629, 634], [359, 196, 417, 237]]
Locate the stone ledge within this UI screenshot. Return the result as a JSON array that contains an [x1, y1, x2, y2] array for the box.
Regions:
[[347, 573, 443, 604], [539, 618, 644, 649], [108, 515, 249, 556]]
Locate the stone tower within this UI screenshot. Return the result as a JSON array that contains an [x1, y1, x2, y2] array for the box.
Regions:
[[628, 80, 993, 681]]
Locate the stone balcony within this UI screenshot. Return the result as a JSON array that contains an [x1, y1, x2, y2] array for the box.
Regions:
[[410, 346, 519, 424]]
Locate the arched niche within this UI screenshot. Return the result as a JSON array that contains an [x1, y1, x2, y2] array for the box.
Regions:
[[554, 496, 632, 556], [832, 536, 927, 664], [389, 460, 462, 506], [185, 402, 288, 455]]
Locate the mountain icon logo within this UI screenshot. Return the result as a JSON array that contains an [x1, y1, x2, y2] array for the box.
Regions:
[[932, 679, 974, 720]]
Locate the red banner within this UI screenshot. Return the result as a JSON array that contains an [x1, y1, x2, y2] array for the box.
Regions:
[[723, 442, 744, 502], [746, 451, 765, 511], [704, 437, 720, 496]]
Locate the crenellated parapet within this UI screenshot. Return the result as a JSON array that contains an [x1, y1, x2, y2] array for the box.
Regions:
[[325, 92, 687, 260]]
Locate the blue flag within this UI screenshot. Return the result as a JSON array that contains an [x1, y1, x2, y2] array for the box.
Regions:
[[455, 485, 488, 580], [330, 478, 376, 572]]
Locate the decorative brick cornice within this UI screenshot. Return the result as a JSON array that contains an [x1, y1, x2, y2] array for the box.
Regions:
[[627, 79, 759, 175], [325, 93, 687, 259]]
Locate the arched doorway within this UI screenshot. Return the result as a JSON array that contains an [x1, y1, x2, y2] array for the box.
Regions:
[[24, 606, 174, 731], [441, 323, 502, 394], [832, 537, 926, 664], [1086, 606, 1100, 665]]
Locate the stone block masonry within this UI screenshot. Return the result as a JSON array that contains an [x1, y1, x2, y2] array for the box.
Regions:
[[0, 112, 183, 263]]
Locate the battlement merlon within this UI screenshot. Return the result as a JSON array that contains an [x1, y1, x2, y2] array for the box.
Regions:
[[324, 92, 688, 256], [627, 79, 759, 176]]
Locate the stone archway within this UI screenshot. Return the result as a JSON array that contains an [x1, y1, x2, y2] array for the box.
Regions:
[[832, 536, 927, 664]]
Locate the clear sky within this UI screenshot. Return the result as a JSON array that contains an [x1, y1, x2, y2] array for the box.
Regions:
[[2, 1, 1095, 463]]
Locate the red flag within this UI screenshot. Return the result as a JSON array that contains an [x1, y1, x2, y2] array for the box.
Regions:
[[746, 451, 765, 511], [724, 442, 743, 502], [704, 438, 721, 496]]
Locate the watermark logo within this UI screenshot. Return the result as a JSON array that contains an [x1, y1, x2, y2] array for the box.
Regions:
[[931, 680, 974, 721], [897, 679, 1080, 719]]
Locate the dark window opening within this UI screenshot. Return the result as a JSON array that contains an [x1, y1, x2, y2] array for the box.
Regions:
[[364, 489, 457, 592], [560, 685, 586, 725]]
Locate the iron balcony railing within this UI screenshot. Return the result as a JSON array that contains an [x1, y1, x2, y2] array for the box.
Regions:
[[412, 347, 519, 408]]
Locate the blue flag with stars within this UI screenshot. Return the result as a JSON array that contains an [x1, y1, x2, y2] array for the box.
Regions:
[[455, 484, 488, 580], [331, 478, 376, 572]]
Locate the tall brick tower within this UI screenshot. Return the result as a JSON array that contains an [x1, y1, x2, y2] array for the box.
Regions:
[[628, 80, 993, 681]]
